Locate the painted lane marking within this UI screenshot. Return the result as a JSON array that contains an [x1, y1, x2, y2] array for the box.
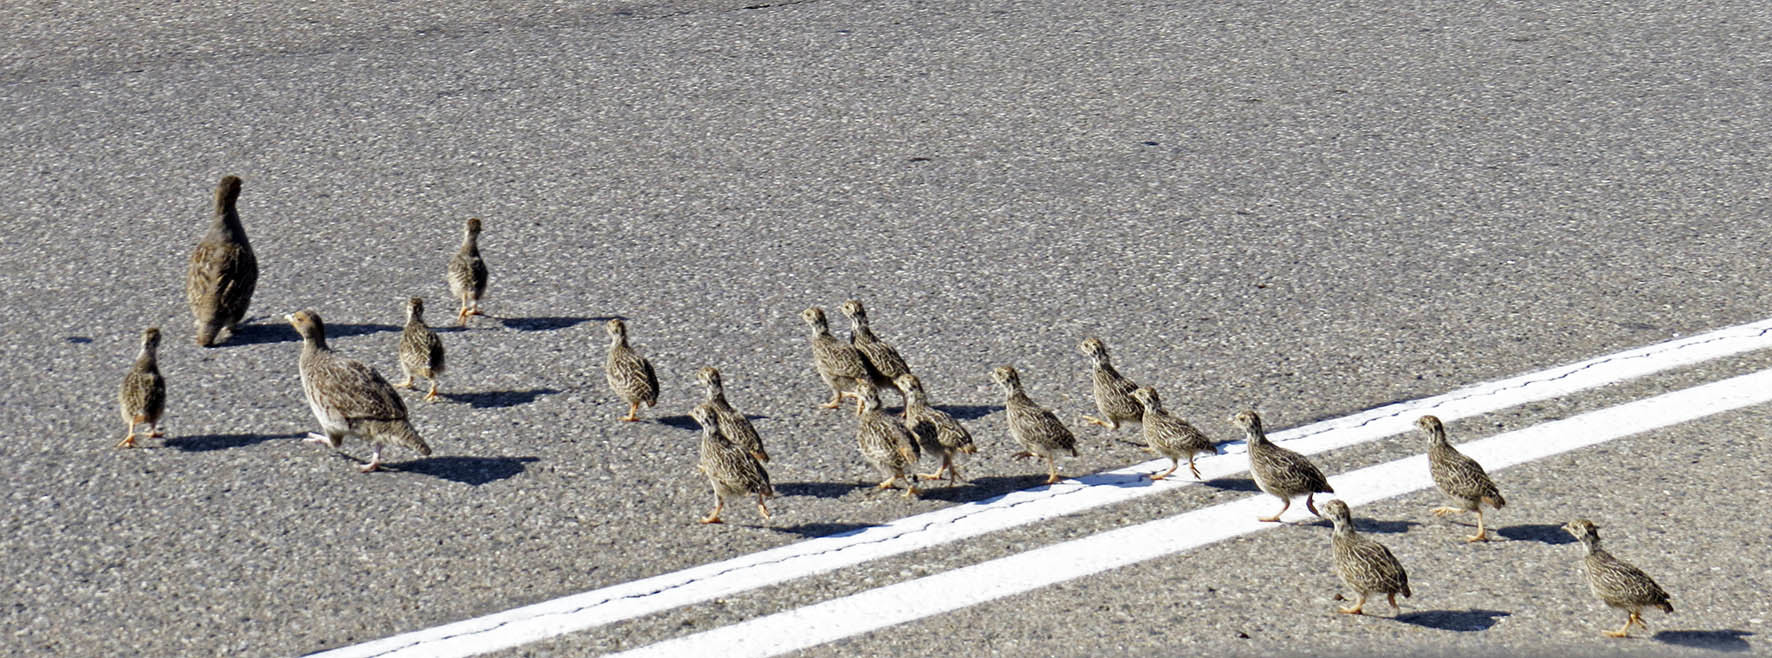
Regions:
[[616, 367, 1772, 658], [310, 318, 1772, 658]]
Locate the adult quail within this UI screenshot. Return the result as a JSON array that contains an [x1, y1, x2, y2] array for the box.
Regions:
[[696, 366, 767, 462], [1078, 337, 1141, 430], [1128, 387, 1214, 480], [992, 365, 1079, 485], [691, 406, 773, 524], [855, 384, 921, 497], [116, 327, 166, 448], [447, 218, 488, 324], [1323, 499, 1412, 616], [1231, 410, 1333, 522], [802, 306, 869, 411], [288, 310, 432, 472], [895, 374, 977, 484], [396, 297, 446, 402], [604, 319, 659, 422], [1564, 519, 1673, 638], [1419, 415, 1506, 542], [185, 175, 258, 346], [839, 300, 912, 406]]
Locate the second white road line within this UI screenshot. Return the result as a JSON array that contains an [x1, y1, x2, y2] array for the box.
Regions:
[[615, 367, 1772, 658], [310, 317, 1772, 658]]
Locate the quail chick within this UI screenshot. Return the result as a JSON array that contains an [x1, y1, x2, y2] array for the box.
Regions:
[[992, 365, 1079, 485], [691, 405, 774, 524], [1564, 519, 1673, 638], [1323, 499, 1412, 615], [604, 319, 659, 422], [855, 384, 921, 497], [1128, 387, 1214, 480], [802, 306, 869, 411], [896, 374, 977, 484], [447, 218, 489, 325], [1078, 337, 1142, 430], [1419, 415, 1505, 542], [840, 300, 912, 406], [396, 297, 446, 402], [185, 175, 258, 346], [696, 366, 767, 462], [116, 327, 166, 448], [288, 310, 432, 472], [1231, 410, 1333, 522]]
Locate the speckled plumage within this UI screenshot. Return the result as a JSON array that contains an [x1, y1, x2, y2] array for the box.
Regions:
[[1419, 415, 1505, 541], [1129, 387, 1214, 480], [289, 310, 431, 472], [802, 307, 870, 411], [447, 218, 488, 324], [604, 319, 659, 422], [1231, 410, 1332, 522], [116, 327, 166, 448], [1565, 519, 1673, 638], [397, 297, 446, 402], [691, 406, 773, 524], [1079, 337, 1142, 430], [1324, 500, 1411, 616], [993, 365, 1078, 485], [855, 385, 921, 497], [896, 374, 976, 484], [840, 300, 912, 402], [696, 367, 767, 463], [185, 175, 258, 347]]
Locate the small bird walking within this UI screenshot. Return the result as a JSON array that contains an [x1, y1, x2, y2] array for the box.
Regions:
[[447, 218, 488, 324], [186, 175, 258, 346], [1564, 519, 1673, 638], [691, 406, 774, 524], [696, 366, 768, 462], [289, 310, 432, 472], [896, 374, 976, 484], [993, 365, 1078, 485], [1129, 387, 1214, 480], [1078, 337, 1142, 430], [854, 384, 921, 497], [1231, 410, 1333, 522], [396, 297, 446, 402], [1419, 415, 1505, 541], [840, 300, 913, 406], [802, 306, 870, 411], [116, 327, 166, 448], [1323, 499, 1412, 616], [603, 319, 659, 422]]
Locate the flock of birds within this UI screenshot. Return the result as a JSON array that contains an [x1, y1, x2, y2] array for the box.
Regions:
[[114, 175, 1675, 639]]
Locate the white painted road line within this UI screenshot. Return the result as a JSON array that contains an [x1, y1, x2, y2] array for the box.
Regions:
[[310, 318, 1772, 658], [616, 367, 1772, 658]]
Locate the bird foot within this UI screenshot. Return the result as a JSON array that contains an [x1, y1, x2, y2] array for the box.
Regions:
[[302, 433, 335, 446], [396, 378, 416, 390], [1430, 506, 1461, 517], [1009, 451, 1033, 460], [1602, 630, 1631, 638], [1043, 474, 1063, 485], [902, 486, 921, 498], [1464, 532, 1489, 543], [115, 434, 138, 448], [698, 515, 724, 525], [1256, 515, 1282, 523], [916, 472, 947, 481], [1079, 415, 1113, 429], [1337, 606, 1365, 615], [1147, 472, 1169, 481], [424, 392, 441, 403], [358, 461, 381, 473], [876, 480, 897, 490]]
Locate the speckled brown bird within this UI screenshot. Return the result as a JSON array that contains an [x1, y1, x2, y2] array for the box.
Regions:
[[185, 175, 258, 346], [840, 300, 912, 405], [1324, 499, 1411, 616], [1128, 387, 1214, 480], [855, 384, 921, 497], [993, 365, 1078, 485], [396, 297, 446, 402], [1564, 519, 1673, 638], [802, 306, 869, 411], [1079, 337, 1142, 430], [895, 374, 976, 484], [1419, 415, 1505, 542], [447, 217, 488, 324], [696, 366, 767, 463], [289, 310, 432, 472], [604, 318, 659, 422], [1231, 410, 1333, 522], [691, 405, 774, 524], [116, 327, 166, 448]]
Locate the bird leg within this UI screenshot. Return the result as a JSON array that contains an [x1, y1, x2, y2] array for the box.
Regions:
[[1338, 592, 1367, 615], [424, 381, 440, 402], [1305, 493, 1323, 517], [901, 481, 921, 498], [1187, 457, 1202, 480], [1430, 505, 1464, 518], [358, 446, 383, 473], [303, 432, 342, 448], [877, 477, 899, 490], [1467, 509, 1489, 542], [1258, 496, 1292, 523], [819, 390, 846, 409], [754, 494, 771, 521], [1043, 457, 1062, 485], [621, 402, 642, 422], [456, 301, 471, 325], [1148, 459, 1180, 481], [396, 375, 416, 389], [1603, 612, 1639, 638], [699, 494, 726, 524], [116, 426, 139, 449], [1079, 414, 1116, 429], [917, 460, 951, 481], [1387, 592, 1400, 612]]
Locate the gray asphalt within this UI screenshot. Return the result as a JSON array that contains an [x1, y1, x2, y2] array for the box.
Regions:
[[3, 0, 1770, 655]]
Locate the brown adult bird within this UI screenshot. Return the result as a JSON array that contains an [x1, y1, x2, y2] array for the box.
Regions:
[[186, 175, 258, 346], [896, 374, 977, 484], [1564, 519, 1673, 638], [691, 405, 774, 524], [116, 327, 166, 448], [993, 365, 1078, 485], [1231, 410, 1333, 522], [447, 218, 488, 324], [396, 297, 446, 402], [696, 366, 767, 462], [604, 318, 659, 422], [1419, 415, 1506, 542], [840, 300, 912, 406], [802, 306, 869, 411], [1078, 337, 1142, 430], [1128, 387, 1214, 480], [1323, 499, 1412, 616], [288, 310, 432, 472], [854, 384, 921, 497]]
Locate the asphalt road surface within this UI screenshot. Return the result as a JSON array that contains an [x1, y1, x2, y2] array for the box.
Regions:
[[4, 0, 1770, 655]]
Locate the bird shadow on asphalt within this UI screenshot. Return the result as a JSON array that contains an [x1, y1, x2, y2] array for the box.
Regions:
[[225, 320, 400, 345], [769, 521, 882, 538], [933, 404, 1001, 421], [162, 431, 307, 452], [1300, 517, 1421, 534], [775, 481, 871, 499], [386, 456, 540, 486], [439, 388, 562, 409], [1654, 629, 1754, 652], [914, 474, 1057, 503], [656, 415, 700, 431], [1494, 523, 1577, 544], [1199, 476, 1261, 493], [1393, 609, 1511, 632], [498, 316, 621, 332]]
